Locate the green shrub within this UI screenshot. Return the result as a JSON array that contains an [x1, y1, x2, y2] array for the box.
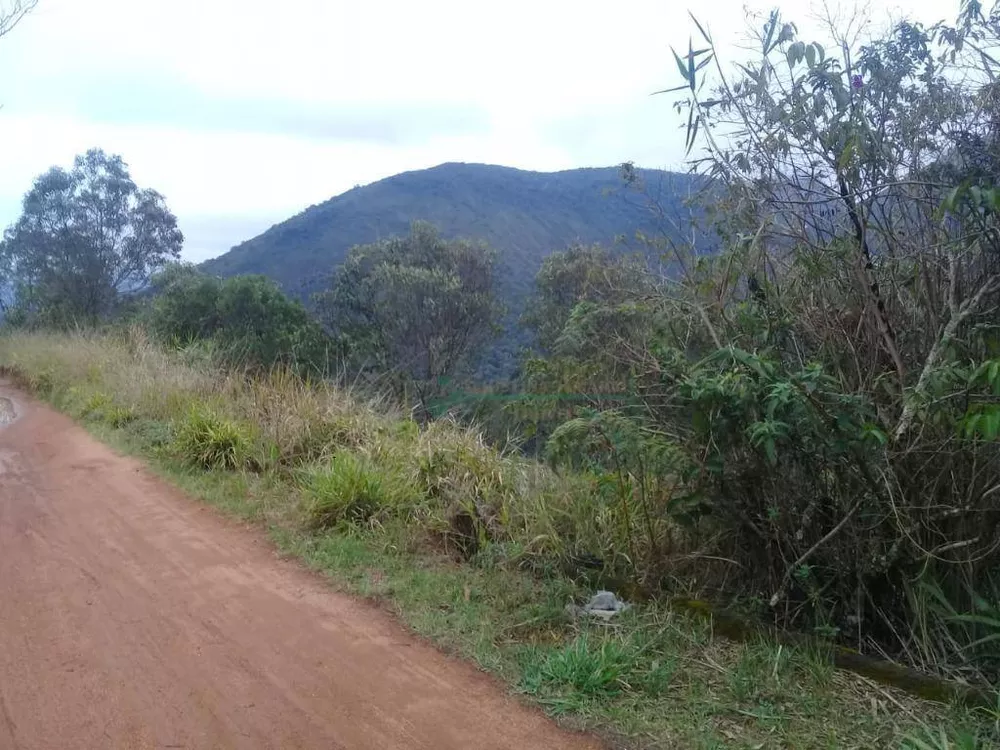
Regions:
[[147, 265, 332, 375], [302, 451, 417, 528], [173, 406, 254, 471], [282, 414, 372, 465]]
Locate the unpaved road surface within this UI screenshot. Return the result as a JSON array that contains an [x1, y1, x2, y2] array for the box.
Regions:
[[0, 384, 602, 750]]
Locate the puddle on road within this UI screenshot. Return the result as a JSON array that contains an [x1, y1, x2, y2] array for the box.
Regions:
[[0, 397, 16, 425]]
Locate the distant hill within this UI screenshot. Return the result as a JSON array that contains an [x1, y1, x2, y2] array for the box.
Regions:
[[200, 162, 706, 379]]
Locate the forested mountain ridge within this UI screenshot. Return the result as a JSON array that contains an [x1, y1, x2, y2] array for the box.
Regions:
[[200, 162, 702, 302], [199, 162, 704, 378]]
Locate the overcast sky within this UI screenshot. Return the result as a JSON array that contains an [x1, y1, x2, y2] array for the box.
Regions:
[[0, 0, 949, 262]]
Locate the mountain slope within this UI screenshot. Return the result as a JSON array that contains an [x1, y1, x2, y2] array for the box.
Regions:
[[203, 163, 699, 295], [200, 162, 704, 378]]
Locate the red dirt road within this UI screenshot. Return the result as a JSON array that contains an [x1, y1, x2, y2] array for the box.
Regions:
[[0, 384, 602, 750]]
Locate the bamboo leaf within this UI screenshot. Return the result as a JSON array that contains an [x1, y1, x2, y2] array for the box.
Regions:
[[689, 12, 712, 44], [763, 10, 778, 54], [651, 85, 690, 95], [688, 37, 696, 91], [686, 105, 696, 151], [673, 48, 690, 84], [687, 114, 701, 155]]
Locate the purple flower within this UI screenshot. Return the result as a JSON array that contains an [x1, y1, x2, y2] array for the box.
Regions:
[[851, 74, 863, 89]]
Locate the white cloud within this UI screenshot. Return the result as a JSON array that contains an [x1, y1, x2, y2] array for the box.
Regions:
[[0, 0, 957, 262]]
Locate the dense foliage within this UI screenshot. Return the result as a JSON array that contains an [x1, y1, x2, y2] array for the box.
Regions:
[[511, 2, 1000, 681], [6, 0, 1000, 692], [0, 149, 183, 326], [315, 222, 504, 412], [147, 264, 331, 373], [200, 163, 703, 379]]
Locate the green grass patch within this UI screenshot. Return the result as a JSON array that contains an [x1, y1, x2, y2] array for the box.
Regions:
[[300, 451, 418, 529], [172, 405, 256, 471]]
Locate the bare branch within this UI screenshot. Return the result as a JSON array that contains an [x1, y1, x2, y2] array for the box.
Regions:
[[0, 0, 37, 39], [895, 272, 1000, 441]]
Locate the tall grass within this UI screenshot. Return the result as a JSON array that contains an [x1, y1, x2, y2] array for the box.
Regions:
[[0, 327, 619, 574]]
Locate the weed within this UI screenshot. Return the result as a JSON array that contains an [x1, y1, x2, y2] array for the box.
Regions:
[[301, 451, 417, 528], [520, 634, 630, 705], [106, 405, 136, 427], [80, 390, 113, 418], [126, 418, 174, 451], [900, 724, 986, 750], [520, 626, 678, 708], [173, 406, 254, 471]]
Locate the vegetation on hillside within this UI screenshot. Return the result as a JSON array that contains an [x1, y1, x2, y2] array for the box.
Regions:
[[0, 328, 992, 749], [200, 163, 704, 380], [200, 163, 698, 298], [5, 0, 1000, 746]]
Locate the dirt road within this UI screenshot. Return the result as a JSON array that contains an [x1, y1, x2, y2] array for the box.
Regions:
[[0, 384, 602, 750]]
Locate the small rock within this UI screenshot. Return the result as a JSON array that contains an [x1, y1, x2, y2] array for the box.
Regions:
[[585, 591, 620, 611], [568, 590, 632, 620]]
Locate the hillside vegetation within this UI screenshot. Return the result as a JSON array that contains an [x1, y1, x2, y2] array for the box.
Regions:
[[200, 163, 699, 300], [200, 163, 704, 379], [5, 1, 1000, 747], [0, 328, 986, 749]]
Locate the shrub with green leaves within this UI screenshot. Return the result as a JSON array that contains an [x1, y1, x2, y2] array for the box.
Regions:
[[523, 1, 1000, 683], [146, 264, 332, 375]]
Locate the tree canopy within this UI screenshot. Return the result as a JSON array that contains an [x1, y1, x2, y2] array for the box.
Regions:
[[1, 149, 183, 326], [522, 244, 657, 354], [315, 221, 504, 408], [148, 265, 331, 373]]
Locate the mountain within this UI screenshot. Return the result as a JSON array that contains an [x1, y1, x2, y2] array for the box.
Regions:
[[200, 162, 706, 379]]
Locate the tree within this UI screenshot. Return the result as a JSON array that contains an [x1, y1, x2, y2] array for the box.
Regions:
[[148, 265, 332, 373], [315, 221, 504, 409], [214, 275, 331, 372], [522, 244, 657, 354], [147, 263, 222, 342], [1, 149, 183, 325]]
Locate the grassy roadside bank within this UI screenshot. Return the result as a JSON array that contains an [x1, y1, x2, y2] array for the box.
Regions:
[[1, 329, 996, 749]]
